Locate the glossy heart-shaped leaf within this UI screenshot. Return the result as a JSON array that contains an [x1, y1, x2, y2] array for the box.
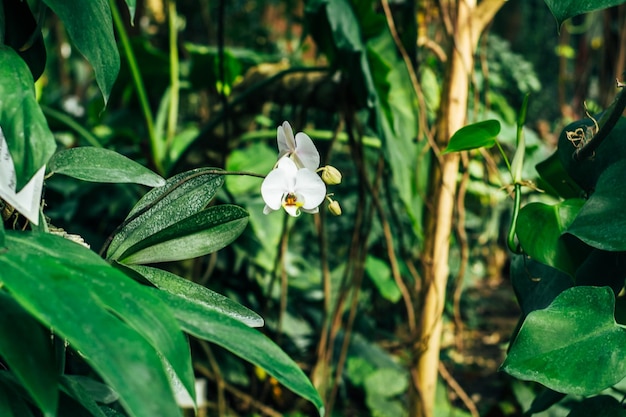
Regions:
[[121, 264, 263, 327], [48, 147, 165, 187], [0, 291, 58, 416], [567, 160, 626, 251], [0, 47, 56, 191], [443, 119, 501, 153], [535, 151, 583, 199], [107, 168, 224, 260], [516, 199, 590, 276], [544, 0, 626, 28], [1, 232, 185, 417], [502, 286, 626, 396], [42, 0, 119, 103], [117, 204, 248, 264], [152, 288, 325, 416]]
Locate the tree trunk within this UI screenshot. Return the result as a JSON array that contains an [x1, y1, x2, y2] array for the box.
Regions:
[[410, 1, 505, 416]]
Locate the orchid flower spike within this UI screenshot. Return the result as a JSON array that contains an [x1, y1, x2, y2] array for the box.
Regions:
[[277, 121, 320, 171], [261, 157, 327, 217]]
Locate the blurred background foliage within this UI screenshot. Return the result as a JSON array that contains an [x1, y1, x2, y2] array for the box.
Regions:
[[38, 0, 625, 415]]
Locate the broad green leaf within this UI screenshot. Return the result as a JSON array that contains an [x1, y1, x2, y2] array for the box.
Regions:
[[443, 120, 501, 154], [60, 376, 109, 417], [567, 396, 626, 417], [48, 147, 165, 187], [0, 47, 56, 191], [107, 168, 224, 260], [118, 204, 248, 264], [42, 0, 119, 103], [365, 256, 401, 303], [567, 160, 626, 251], [502, 286, 626, 396], [575, 249, 626, 293], [225, 143, 275, 196], [0, 373, 36, 417], [364, 368, 408, 398], [535, 152, 583, 199], [151, 288, 325, 416], [0, 291, 58, 416], [121, 264, 263, 327], [516, 199, 590, 276], [544, 0, 626, 27], [1, 232, 183, 417], [3, 0, 47, 80]]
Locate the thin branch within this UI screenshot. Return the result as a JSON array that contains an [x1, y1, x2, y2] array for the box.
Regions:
[[438, 362, 480, 417]]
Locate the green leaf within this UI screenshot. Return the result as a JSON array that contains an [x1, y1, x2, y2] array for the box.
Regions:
[[0, 291, 58, 417], [544, 0, 626, 27], [107, 168, 224, 260], [120, 264, 263, 327], [0, 47, 56, 191], [60, 376, 109, 417], [443, 120, 501, 154], [365, 256, 401, 303], [364, 368, 408, 398], [0, 373, 37, 417], [535, 152, 583, 199], [152, 288, 325, 416], [516, 199, 590, 276], [42, 0, 119, 103], [502, 286, 626, 396], [117, 204, 248, 264], [2, 0, 47, 80], [225, 143, 275, 196], [48, 147, 165, 187], [567, 396, 626, 417], [1, 232, 184, 417], [124, 0, 136, 21], [567, 160, 626, 251]]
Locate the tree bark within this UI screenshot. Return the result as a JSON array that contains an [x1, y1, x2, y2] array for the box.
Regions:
[[410, 1, 505, 416]]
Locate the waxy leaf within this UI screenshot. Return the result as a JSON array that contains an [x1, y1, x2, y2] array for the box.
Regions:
[[544, 0, 626, 28], [121, 264, 263, 327], [48, 147, 165, 187], [107, 168, 224, 260], [60, 376, 110, 417], [42, 0, 119, 103], [1, 232, 186, 417], [568, 396, 626, 417], [118, 205, 248, 264], [535, 152, 583, 199], [502, 286, 626, 395], [567, 160, 626, 251], [0, 373, 36, 417], [0, 47, 56, 191], [152, 288, 325, 416], [443, 120, 501, 154], [516, 199, 590, 276], [0, 292, 58, 416]]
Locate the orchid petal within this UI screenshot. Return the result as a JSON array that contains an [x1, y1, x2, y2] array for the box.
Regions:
[[283, 204, 301, 217], [295, 168, 326, 210], [277, 121, 296, 158], [261, 170, 289, 210], [293, 132, 320, 171]]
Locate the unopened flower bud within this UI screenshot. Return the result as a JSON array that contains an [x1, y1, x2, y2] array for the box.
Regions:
[[328, 199, 342, 216], [319, 165, 342, 185]]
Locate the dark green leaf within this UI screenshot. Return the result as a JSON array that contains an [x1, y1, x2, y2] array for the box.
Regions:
[[48, 147, 165, 187], [42, 0, 119, 103], [567, 160, 626, 251], [535, 152, 583, 199], [118, 204, 248, 264], [0, 291, 58, 416], [525, 388, 566, 415], [1, 232, 183, 417], [544, 0, 626, 27], [121, 264, 263, 327], [443, 120, 501, 153], [2, 0, 47, 80], [106, 168, 224, 260], [60, 376, 109, 417], [152, 288, 325, 416], [502, 286, 626, 396], [575, 249, 626, 293], [516, 199, 590, 276], [0, 373, 36, 417], [0, 47, 56, 191], [567, 395, 626, 417]]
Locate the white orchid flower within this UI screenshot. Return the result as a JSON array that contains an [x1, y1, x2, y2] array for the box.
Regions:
[[261, 157, 326, 217], [277, 121, 320, 171]]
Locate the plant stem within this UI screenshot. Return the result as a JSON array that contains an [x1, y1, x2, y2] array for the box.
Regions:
[[166, 0, 180, 151], [41, 105, 102, 148], [507, 183, 522, 253], [109, 0, 162, 173]]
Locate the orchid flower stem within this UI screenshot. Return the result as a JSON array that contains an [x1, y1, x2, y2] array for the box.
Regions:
[[41, 105, 102, 148], [494, 140, 511, 174], [98, 169, 265, 256], [507, 183, 522, 254], [109, 0, 162, 174]]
